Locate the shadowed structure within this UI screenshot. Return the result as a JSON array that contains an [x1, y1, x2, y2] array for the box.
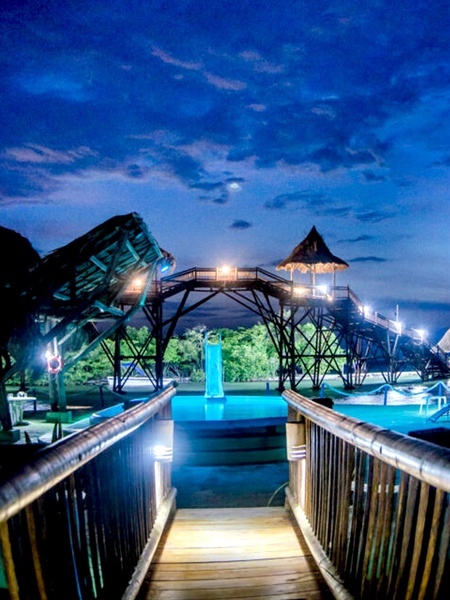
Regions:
[[277, 225, 349, 286], [0, 213, 165, 430]]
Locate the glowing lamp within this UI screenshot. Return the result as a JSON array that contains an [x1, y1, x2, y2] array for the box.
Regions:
[[152, 420, 174, 463], [131, 277, 143, 292], [153, 445, 173, 462], [293, 286, 306, 296], [415, 329, 427, 342], [217, 265, 236, 280]]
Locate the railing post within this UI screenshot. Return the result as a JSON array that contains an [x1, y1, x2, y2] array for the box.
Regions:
[[152, 419, 174, 509], [286, 410, 307, 509], [0, 521, 20, 600], [0, 386, 176, 600], [283, 388, 450, 600]]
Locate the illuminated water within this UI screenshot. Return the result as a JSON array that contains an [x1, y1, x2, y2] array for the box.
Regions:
[[172, 395, 287, 421], [335, 403, 450, 435], [171, 393, 449, 437]]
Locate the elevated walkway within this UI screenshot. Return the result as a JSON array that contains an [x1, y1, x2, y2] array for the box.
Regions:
[[115, 266, 450, 392], [137, 507, 331, 599]]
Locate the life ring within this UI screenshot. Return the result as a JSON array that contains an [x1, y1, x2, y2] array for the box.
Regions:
[[47, 354, 62, 374]]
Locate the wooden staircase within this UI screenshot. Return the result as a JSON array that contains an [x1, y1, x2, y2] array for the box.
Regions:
[[137, 506, 331, 599]]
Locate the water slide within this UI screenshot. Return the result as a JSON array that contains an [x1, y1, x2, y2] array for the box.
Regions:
[[428, 402, 450, 422], [204, 339, 224, 398]]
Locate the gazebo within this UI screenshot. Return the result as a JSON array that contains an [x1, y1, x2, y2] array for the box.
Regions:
[[277, 225, 349, 288]]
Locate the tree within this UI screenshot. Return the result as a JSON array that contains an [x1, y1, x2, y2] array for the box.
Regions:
[[178, 325, 206, 381], [221, 324, 277, 382]]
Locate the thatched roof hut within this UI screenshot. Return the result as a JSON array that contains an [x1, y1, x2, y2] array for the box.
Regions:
[[277, 225, 349, 285]]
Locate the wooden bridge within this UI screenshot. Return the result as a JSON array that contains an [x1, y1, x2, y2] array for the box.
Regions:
[[138, 506, 330, 599], [0, 384, 449, 600], [112, 267, 450, 393]]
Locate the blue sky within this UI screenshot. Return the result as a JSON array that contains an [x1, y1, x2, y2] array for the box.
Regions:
[[1, 0, 449, 337]]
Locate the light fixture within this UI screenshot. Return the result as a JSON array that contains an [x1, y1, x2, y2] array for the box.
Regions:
[[294, 286, 306, 296], [415, 329, 427, 342], [152, 420, 174, 463], [153, 445, 173, 462], [130, 277, 143, 292]]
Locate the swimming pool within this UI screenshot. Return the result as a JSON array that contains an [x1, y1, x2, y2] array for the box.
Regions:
[[334, 403, 450, 436], [171, 396, 288, 465], [172, 395, 287, 421]]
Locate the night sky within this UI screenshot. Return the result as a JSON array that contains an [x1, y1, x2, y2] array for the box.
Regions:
[[1, 1, 449, 337]]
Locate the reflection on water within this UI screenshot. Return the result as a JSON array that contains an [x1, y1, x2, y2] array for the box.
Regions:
[[172, 395, 287, 421]]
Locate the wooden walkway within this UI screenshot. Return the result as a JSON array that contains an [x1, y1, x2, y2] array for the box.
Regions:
[[138, 507, 332, 599]]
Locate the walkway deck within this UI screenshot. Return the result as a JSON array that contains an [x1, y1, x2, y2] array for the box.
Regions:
[[138, 506, 332, 599]]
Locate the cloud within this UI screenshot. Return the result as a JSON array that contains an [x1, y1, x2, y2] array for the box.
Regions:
[[340, 235, 374, 243], [125, 163, 149, 179], [16, 72, 91, 102], [229, 220, 252, 230], [190, 175, 244, 204], [265, 190, 328, 210], [0, 163, 60, 201], [247, 103, 266, 112], [1, 0, 449, 210], [239, 50, 284, 74], [4, 145, 96, 165], [349, 256, 387, 263], [362, 170, 388, 182], [150, 47, 203, 71], [204, 72, 247, 91], [355, 210, 396, 223], [190, 181, 223, 192]]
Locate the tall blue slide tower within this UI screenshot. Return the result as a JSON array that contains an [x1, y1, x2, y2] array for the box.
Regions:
[[204, 334, 224, 399]]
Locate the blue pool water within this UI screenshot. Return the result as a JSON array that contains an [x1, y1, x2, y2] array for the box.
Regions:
[[335, 404, 450, 435], [172, 395, 287, 421], [171, 394, 449, 436]]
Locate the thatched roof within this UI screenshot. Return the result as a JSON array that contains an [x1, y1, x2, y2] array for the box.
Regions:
[[32, 212, 164, 316], [277, 226, 349, 273], [438, 328, 450, 353]]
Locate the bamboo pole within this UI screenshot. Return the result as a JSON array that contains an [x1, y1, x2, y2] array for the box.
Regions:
[[0, 385, 175, 523], [0, 521, 20, 600], [283, 389, 450, 492]]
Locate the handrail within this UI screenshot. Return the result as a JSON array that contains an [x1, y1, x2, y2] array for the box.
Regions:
[[283, 389, 450, 599], [121, 266, 449, 384], [133, 266, 446, 349], [283, 389, 450, 491], [0, 384, 177, 599], [0, 385, 175, 522]]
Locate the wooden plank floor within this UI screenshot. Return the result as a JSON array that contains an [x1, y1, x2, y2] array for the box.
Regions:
[[137, 507, 332, 599]]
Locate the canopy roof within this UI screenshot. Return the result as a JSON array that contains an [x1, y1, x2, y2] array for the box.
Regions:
[[277, 226, 349, 274], [31, 212, 164, 317]]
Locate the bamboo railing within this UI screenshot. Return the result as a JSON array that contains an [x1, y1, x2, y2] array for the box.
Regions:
[[0, 384, 177, 600], [283, 389, 450, 600]]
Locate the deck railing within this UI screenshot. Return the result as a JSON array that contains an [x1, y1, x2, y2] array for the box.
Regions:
[[0, 384, 177, 600], [283, 389, 450, 600]]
